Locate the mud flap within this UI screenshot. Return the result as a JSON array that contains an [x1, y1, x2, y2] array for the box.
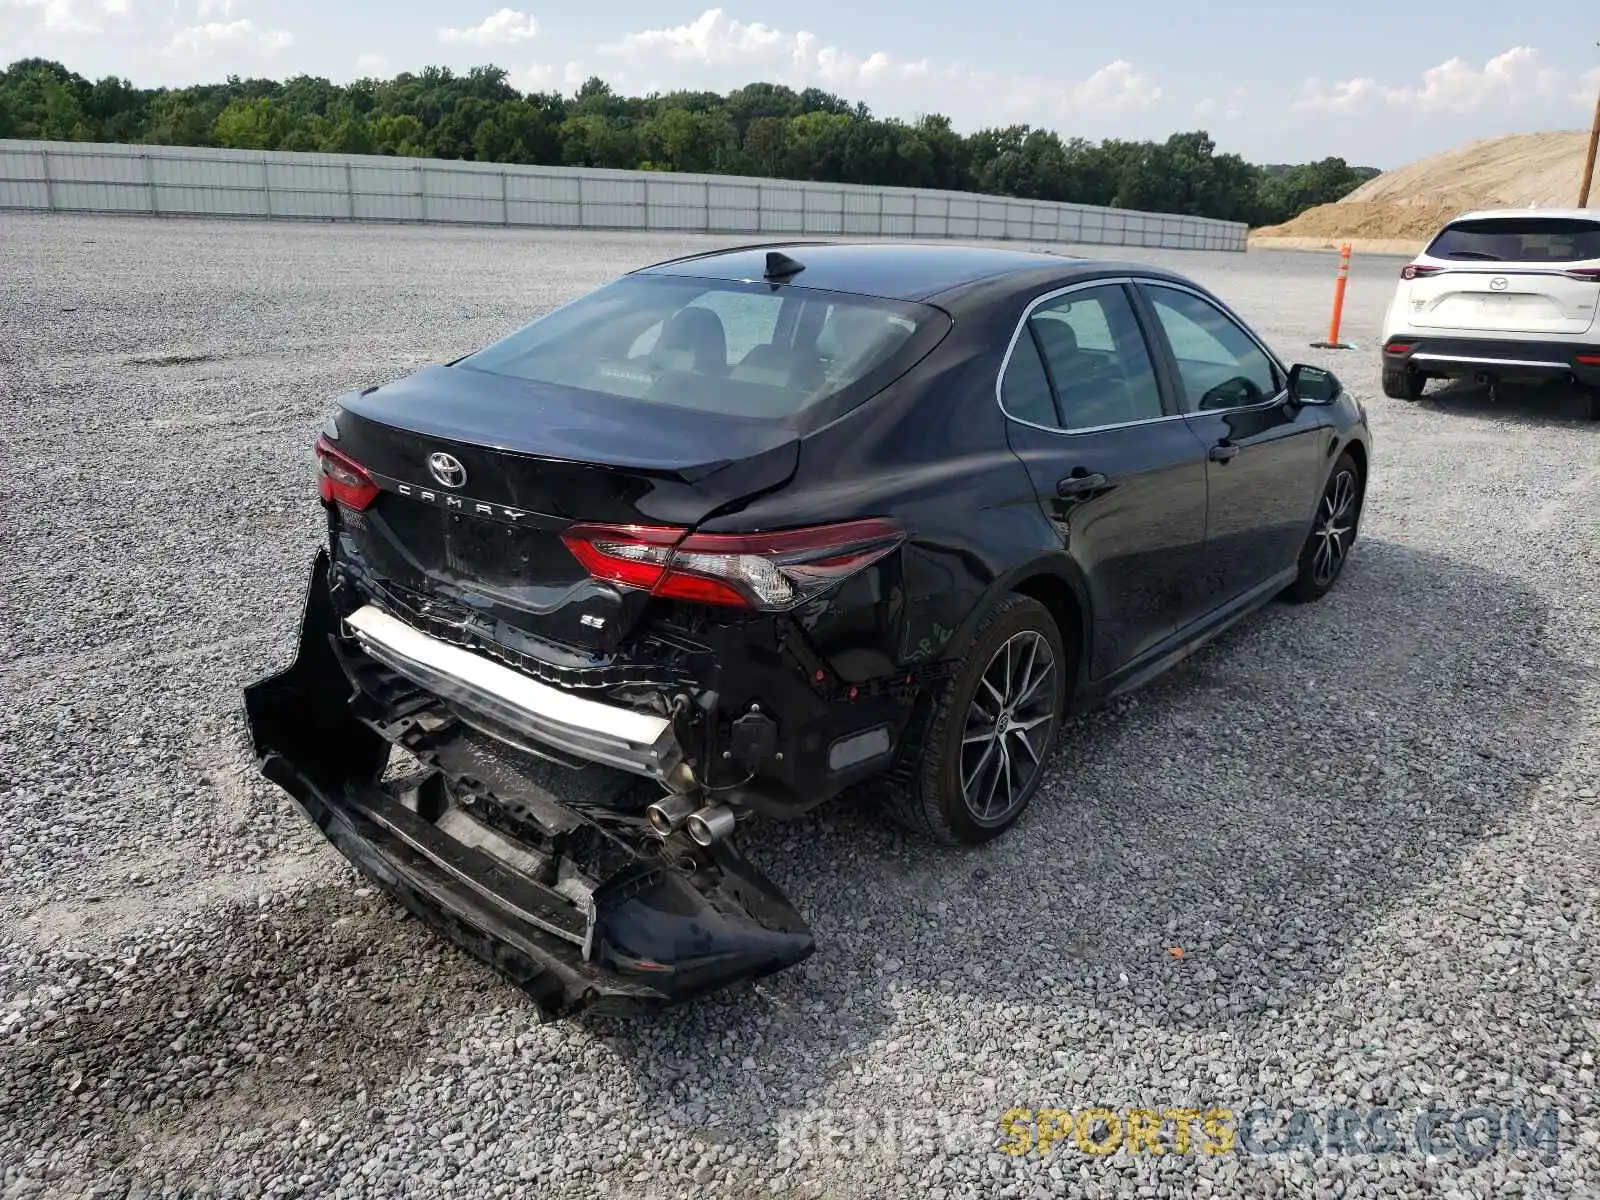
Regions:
[[241, 550, 814, 1017]]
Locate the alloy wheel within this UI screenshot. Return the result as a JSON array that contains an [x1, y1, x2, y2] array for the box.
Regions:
[[959, 630, 1057, 825], [1311, 468, 1358, 587]]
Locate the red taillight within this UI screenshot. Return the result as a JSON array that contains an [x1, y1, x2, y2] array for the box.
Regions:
[[560, 518, 905, 610], [1400, 264, 1444, 280], [315, 435, 380, 511], [1577, 354, 1600, 366], [560, 524, 685, 591], [1564, 268, 1600, 282], [1386, 342, 1413, 354]]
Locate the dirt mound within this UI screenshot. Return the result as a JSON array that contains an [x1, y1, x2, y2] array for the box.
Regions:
[[1254, 130, 1595, 243], [1257, 201, 1463, 241]]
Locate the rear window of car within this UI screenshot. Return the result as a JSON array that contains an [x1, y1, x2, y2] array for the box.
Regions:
[[458, 275, 949, 419], [1424, 218, 1600, 264]]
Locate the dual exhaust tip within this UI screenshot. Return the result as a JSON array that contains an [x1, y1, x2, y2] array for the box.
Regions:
[[646, 794, 736, 846]]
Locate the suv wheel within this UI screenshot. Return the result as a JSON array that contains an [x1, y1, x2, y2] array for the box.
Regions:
[[885, 595, 1067, 846], [1382, 367, 1426, 401], [1284, 453, 1363, 604]]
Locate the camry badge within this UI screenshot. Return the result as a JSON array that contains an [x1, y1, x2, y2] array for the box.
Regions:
[[427, 452, 467, 489]]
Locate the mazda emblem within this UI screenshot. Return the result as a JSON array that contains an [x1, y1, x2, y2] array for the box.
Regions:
[[427, 452, 467, 489], [1489, 277, 1508, 292]]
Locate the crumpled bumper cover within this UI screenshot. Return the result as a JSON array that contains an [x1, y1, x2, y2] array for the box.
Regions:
[[241, 550, 814, 1019]]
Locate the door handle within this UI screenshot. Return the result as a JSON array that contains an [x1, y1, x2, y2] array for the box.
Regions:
[[1208, 441, 1240, 464], [1056, 471, 1109, 497]]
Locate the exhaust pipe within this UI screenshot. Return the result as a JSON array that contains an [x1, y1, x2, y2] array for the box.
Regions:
[[646, 793, 699, 837], [685, 804, 737, 847]]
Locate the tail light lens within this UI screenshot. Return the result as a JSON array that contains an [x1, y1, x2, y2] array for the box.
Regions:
[[1563, 268, 1600, 282], [315, 435, 380, 511], [1400, 264, 1443, 280], [1385, 342, 1413, 354], [1577, 354, 1600, 366], [561, 519, 905, 610]]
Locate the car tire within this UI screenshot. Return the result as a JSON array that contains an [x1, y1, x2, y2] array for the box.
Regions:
[[1283, 452, 1363, 604], [884, 594, 1068, 847], [1381, 367, 1425, 401]]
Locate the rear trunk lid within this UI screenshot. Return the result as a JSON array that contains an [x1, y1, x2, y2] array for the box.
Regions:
[[327, 364, 798, 652], [1402, 267, 1599, 336], [1403, 215, 1600, 336]]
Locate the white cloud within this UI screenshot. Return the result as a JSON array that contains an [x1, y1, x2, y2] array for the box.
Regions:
[[1298, 46, 1576, 115], [514, 62, 550, 88], [163, 17, 292, 57], [602, 10, 932, 88], [1067, 61, 1162, 112], [1576, 68, 1600, 108], [512, 61, 586, 90], [355, 53, 389, 76], [438, 8, 538, 46], [3, 0, 126, 35], [600, 8, 1159, 121]]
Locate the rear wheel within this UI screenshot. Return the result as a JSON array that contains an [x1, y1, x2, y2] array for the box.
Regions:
[[885, 595, 1068, 846], [1382, 367, 1426, 401], [1284, 453, 1362, 604]]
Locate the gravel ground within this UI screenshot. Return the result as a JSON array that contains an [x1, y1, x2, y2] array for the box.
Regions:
[[2, 214, 1598, 1200]]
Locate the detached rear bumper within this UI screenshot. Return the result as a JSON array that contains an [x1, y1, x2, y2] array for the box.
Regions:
[[242, 550, 813, 1019], [1383, 335, 1600, 385]]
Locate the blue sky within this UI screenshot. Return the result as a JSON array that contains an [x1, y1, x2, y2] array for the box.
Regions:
[[4, 0, 1598, 166]]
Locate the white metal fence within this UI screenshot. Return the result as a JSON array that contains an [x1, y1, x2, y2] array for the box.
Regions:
[[0, 139, 1248, 252]]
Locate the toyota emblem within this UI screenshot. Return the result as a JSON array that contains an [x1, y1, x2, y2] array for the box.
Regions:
[[427, 451, 467, 489], [1489, 276, 1508, 292]]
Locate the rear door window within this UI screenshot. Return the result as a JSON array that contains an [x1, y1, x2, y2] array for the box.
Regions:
[[999, 284, 1164, 432], [1425, 218, 1600, 263]]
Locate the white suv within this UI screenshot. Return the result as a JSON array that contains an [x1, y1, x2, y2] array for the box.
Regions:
[[1380, 209, 1600, 418]]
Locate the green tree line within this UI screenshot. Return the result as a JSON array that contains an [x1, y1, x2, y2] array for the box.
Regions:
[[0, 58, 1378, 227]]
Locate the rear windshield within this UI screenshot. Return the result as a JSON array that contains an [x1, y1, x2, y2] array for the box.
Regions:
[[1425, 218, 1600, 264], [458, 275, 948, 419]]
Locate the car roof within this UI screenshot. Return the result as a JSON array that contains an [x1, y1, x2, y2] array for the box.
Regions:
[[1446, 208, 1600, 225], [631, 240, 1173, 303]]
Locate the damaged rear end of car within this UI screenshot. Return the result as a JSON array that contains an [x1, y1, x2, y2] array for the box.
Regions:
[[243, 262, 952, 1017]]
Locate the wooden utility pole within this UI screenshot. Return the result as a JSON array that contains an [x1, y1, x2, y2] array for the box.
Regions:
[[1582, 46, 1600, 208]]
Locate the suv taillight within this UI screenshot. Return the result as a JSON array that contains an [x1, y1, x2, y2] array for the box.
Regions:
[[561, 519, 905, 610], [315, 435, 380, 511], [1563, 268, 1600, 282], [1400, 264, 1444, 280]]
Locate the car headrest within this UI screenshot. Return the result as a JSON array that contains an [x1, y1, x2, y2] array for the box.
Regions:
[[653, 306, 728, 374], [1032, 318, 1079, 363]]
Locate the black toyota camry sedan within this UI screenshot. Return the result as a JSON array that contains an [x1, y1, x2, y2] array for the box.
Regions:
[[245, 241, 1372, 1017]]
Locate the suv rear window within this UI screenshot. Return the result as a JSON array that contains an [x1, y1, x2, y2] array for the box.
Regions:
[[458, 275, 949, 419], [1425, 218, 1600, 264]]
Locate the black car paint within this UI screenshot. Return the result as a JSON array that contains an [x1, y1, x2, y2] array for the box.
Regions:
[[244, 243, 1371, 1018]]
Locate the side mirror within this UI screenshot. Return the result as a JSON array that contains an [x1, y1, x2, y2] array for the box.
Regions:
[[1288, 363, 1340, 405]]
